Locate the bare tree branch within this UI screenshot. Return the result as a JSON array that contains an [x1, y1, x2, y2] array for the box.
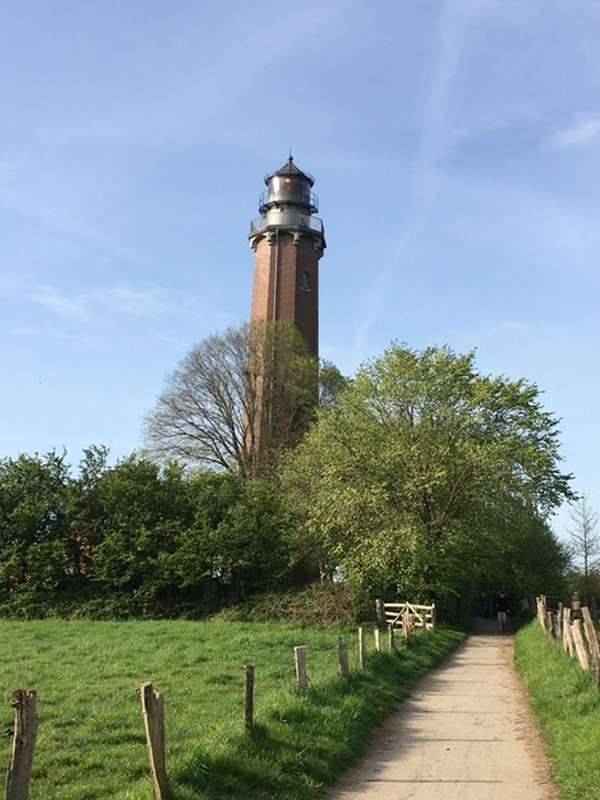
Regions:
[[143, 321, 319, 478]]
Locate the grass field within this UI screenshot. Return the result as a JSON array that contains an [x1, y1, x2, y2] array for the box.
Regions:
[[515, 618, 600, 800], [0, 619, 464, 800]]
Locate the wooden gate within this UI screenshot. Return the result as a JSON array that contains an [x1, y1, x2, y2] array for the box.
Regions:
[[378, 601, 436, 631]]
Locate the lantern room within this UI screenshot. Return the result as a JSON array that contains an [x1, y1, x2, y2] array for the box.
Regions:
[[259, 156, 318, 214], [249, 155, 325, 243]]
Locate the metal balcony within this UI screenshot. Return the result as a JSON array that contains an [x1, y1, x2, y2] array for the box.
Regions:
[[250, 212, 324, 236]]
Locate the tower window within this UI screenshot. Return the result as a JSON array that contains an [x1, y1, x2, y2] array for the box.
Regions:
[[301, 270, 310, 291]]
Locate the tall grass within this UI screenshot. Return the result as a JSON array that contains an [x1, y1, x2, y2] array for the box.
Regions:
[[0, 620, 463, 799], [514, 619, 600, 800]]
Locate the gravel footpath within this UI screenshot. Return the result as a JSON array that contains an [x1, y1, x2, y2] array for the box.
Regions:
[[324, 618, 560, 800]]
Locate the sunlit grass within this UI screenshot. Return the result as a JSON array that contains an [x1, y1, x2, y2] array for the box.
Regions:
[[0, 620, 463, 799], [515, 619, 600, 800]]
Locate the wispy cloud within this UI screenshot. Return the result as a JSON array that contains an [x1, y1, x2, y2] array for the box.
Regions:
[[91, 286, 169, 317], [548, 115, 600, 149], [353, 1, 469, 361], [32, 285, 169, 320], [32, 287, 90, 320]]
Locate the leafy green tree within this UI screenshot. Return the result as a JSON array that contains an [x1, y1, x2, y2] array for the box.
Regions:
[[319, 360, 350, 410], [0, 451, 73, 597], [285, 343, 574, 606], [86, 455, 191, 598], [209, 480, 295, 597]]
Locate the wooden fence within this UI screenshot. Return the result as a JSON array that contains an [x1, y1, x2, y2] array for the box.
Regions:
[[3, 619, 422, 800], [376, 600, 436, 634], [536, 594, 600, 690]]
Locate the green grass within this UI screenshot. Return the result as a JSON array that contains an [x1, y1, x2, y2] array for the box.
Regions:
[[0, 620, 464, 799], [515, 619, 600, 800]]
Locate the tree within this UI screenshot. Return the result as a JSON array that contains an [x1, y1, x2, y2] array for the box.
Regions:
[[319, 360, 350, 410], [568, 491, 600, 608], [0, 451, 73, 597], [284, 343, 574, 607], [143, 320, 319, 478]]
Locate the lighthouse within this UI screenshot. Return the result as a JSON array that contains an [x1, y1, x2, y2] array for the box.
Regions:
[[248, 155, 325, 358]]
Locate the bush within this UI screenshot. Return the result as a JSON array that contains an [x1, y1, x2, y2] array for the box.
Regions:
[[214, 581, 375, 625]]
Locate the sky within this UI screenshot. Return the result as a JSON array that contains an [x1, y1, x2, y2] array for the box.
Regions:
[[1, 0, 599, 540]]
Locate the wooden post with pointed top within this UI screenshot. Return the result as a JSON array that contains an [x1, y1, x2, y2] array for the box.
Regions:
[[388, 624, 395, 650], [6, 690, 38, 800], [141, 682, 171, 800]]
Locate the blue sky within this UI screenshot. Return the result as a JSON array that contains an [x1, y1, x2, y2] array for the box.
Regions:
[[1, 0, 598, 539]]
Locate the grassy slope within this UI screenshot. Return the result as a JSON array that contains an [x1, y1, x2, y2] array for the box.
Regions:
[[0, 620, 463, 800], [514, 619, 600, 800]]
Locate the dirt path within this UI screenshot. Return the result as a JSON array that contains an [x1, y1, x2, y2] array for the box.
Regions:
[[325, 618, 560, 800]]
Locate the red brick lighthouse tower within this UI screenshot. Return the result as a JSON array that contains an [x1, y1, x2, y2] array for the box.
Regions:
[[248, 155, 325, 357]]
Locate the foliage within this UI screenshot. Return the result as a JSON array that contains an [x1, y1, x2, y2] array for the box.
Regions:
[[0, 448, 297, 617], [0, 451, 74, 598], [515, 618, 600, 799], [284, 343, 574, 609], [0, 341, 573, 622], [318, 360, 350, 410], [474, 503, 570, 604], [0, 618, 464, 800], [215, 581, 375, 625], [143, 320, 319, 479]]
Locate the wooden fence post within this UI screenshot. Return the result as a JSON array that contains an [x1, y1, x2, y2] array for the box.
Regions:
[[358, 626, 366, 669], [547, 611, 556, 644], [141, 682, 171, 800], [374, 627, 381, 652], [388, 624, 395, 650], [563, 608, 574, 657], [536, 596, 543, 628], [431, 603, 436, 629], [557, 602, 563, 638], [539, 595, 548, 632], [244, 664, 254, 731], [294, 646, 308, 691], [581, 607, 600, 689], [6, 690, 38, 800], [561, 607, 567, 653], [402, 606, 410, 639], [337, 637, 349, 679], [571, 620, 591, 671], [376, 599, 385, 627]]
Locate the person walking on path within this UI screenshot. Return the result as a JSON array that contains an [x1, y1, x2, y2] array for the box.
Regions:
[[497, 590, 510, 632]]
